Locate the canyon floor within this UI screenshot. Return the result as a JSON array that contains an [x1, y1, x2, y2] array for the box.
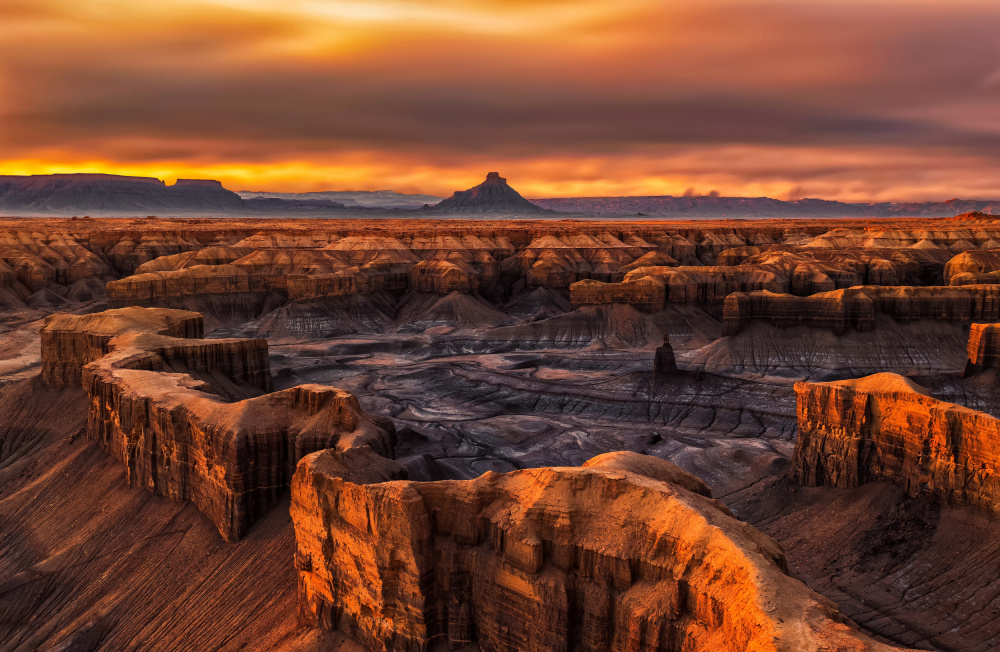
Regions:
[[3, 216, 1000, 650]]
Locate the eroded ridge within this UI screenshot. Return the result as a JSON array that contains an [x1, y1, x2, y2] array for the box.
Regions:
[[792, 372, 1000, 515], [43, 306, 394, 541], [722, 285, 1000, 336], [291, 448, 911, 652], [41, 307, 204, 386]]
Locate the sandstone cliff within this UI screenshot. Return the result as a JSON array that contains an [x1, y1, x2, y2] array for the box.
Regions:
[[46, 307, 393, 542], [966, 323, 1000, 374], [292, 449, 911, 652], [792, 373, 1000, 516], [724, 285, 1000, 336], [41, 306, 204, 387]]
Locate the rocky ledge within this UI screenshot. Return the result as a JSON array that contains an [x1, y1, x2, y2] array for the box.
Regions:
[[965, 323, 1000, 374], [47, 307, 394, 541], [41, 306, 204, 386], [723, 285, 1000, 336], [792, 372, 1000, 516], [292, 448, 910, 652]]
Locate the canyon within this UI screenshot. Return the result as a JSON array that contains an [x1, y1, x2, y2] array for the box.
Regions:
[[6, 212, 1000, 650]]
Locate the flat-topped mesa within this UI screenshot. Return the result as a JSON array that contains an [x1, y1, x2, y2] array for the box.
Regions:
[[41, 307, 204, 387], [723, 288, 875, 336], [109, 247, 416, 308], [105, 250, 345, 307], [52, 307, 393, 542], [0, 173, 244, 211], [570, 276, 666, 312], [292, 449, 911, 652], [570, 261, 806, 311], [965, 323, 1000, 374], [792, 373, 1000, 516], [723, 285, 1000, 336]]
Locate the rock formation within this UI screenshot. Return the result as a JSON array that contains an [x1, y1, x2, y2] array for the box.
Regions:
[[0, 173, 244, 211], [292, 448, 909, 652], [44, 306, 393, 541], [427, 172, 547, 213], [40, 306, 204, 387], [966, 323, 1000, 374], [570, 276, 666, 312], [945, 250, 1000, 285], [408, 258, 479, 294], [792, 373, 1000, 517], [723, 285, 1000, 336], [653, 333, 680, 374]]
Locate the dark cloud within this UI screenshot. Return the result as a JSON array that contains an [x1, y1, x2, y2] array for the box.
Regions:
[[3, 0, 1000, 198]]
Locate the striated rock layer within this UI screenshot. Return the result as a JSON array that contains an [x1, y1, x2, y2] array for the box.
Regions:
[[48, 307, 394, 541], [40, 306, 204, 387], [965, 323, 1000, 374], [723, 285, 1000, 336], [292, 449, 910, 652], [792, 373, 1000, 516]]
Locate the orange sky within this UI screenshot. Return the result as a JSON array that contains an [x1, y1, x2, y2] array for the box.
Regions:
[[3, 0, 1000, 200]]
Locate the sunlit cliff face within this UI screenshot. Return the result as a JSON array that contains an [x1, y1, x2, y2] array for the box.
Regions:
[[2, 0, 1000, 200]]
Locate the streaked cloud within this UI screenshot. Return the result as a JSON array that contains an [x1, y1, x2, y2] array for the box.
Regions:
[[2, 0, 1000, 199]]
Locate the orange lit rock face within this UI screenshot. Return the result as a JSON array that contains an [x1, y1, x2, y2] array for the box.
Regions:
[[966, 323, 1000, 373], [292, 449, 909, 652], [945, 250, 1000, 285], [47, 307, 393, 542], [792, 373, 1000, 515], [40, 306, 203, 386]]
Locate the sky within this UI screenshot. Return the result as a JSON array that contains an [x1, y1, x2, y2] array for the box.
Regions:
[[2, 0, 1000, 201]]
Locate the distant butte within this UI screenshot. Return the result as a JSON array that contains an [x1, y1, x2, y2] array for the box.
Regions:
[[424, 171, 549, 214]]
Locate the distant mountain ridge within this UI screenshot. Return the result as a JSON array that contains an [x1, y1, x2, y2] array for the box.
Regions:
[[3, 172, 1000, 218], [0, 174, 244, 211], [238, 189, 443, 209], [531, 195, 1000, 218]]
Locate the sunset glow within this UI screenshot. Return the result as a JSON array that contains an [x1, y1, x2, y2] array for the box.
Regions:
[[3, 0, 1000, 199]]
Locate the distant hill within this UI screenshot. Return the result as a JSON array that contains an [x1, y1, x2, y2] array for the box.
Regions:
[[531, 195, 1000, 218], [425, 172, 548, 214], [4, 172, 1000, 218], [0, 174, 244, 211], [238, 189, 442, 209]]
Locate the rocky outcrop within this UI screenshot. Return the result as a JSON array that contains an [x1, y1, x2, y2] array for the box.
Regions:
[[41, 307, 204, 387], [792, 373, 1000, 516], [724, 285, 1000, 336], [503, 233, 656, 288], [46, 307, 393, 542], [945, 250, 1000, 285], [965, 323, 1000, 374], [292, 449, 909, 652], [653, 333, 680, 375], [570, 276, 666, 312], [408, 259, 478, 294], [427, 172, 547, 214]]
